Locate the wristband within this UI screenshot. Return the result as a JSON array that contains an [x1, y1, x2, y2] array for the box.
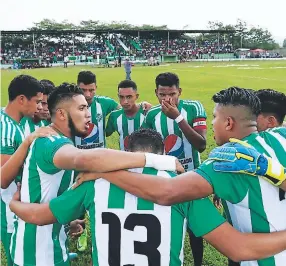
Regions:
[[145, 153, 176, 171], [175, 114, 184, 123]]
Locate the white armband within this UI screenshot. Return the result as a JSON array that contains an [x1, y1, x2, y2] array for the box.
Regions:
[[175, 114, 184, 124], [145, 153, 177, 171]]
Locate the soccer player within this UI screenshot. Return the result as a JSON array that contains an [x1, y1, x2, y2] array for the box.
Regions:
[[1, 75, 44, 266], [255, 89, 286, 131], [21, 80, 55, 136], [106, 80, 146, 150], [142, 72, 207, 265], [76, 71, 151, 250], [7, 83, 180, 266], [79, 87, 286, 266], [10, 128, 286, 266]]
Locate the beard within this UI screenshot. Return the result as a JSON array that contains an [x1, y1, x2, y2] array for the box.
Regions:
[[67, 114, 86, 138]]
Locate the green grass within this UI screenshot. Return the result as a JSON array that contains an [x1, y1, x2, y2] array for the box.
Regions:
[[1, 61, 286, 266]]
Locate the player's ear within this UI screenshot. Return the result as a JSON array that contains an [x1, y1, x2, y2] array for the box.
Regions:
[[136, 93, 139, 100], [57, 108, 67, 121], [17, 95, 26, 106], [267, 115, 278, 128], [226, 116, 235, 131], [178, 88, 182, 96]]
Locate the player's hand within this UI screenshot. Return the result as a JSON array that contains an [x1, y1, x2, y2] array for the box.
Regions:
[[161, 99, 180, 120], [141, 101, 152, 113], [175, 159, 185, 174], [25, 126, 58, 146], [213, 195, 222, 209], [72, 172, 102, 189], [209, 138, 286, 186], [12, 182, 21, 201], [68, 219, 85, 238]]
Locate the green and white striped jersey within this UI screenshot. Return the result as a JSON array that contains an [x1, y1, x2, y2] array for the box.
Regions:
[[142, 100, 207, 171], [106, 106, 145, 150], [20, 116, 50, 137], [50, 168, 225, 266], [74, 95, 118, 150], [10, 135, 74, 266], [196, 127, 286, 266], [1, 110, 25, 234]]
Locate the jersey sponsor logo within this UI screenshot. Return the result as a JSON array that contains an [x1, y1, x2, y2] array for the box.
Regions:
[[81, 122, 99, 145], [124, 136, 129, 151], [179, 157, 193, 171], [164, 134, 184, 157]]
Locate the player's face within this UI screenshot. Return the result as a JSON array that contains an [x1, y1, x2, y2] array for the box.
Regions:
[[155, 85, 181, 106], [118, 88, 138, 111], [78, 83, 96, 106], [21, 92, 43, 118], [68, 95, 91, 138], [35, 94, 50, 120], [212, 104, 229, 146], [256, 113, 279, 132]]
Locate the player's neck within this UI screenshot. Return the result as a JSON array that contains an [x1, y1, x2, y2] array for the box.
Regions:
[[124, 104, 140, 117], [32, 116, 41, 124], [4, 102, 23, 123], [233, 125, 258, 140], [50, 123, 71, 139]]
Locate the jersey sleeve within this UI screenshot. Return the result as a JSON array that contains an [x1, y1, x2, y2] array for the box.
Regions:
[[50, 181, 93, 224], [180, 197, 226, 237], [105, 112, 116, 137], [190, 101, 207, 130], [35, 136, 73, 174], [1, 122, 17, 155], [100, 96, 119, 116], [194, 159, 248, 201]]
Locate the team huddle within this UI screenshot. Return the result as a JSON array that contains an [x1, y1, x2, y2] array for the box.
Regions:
[[1, 71, 286, 266]]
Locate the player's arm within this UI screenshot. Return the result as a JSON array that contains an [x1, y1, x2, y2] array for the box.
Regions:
[[161, 100, 206, 152], [53, 145, 180, 173], [105, 114, 115, 137], [74, 169, 213, 205], [1, 127, 56, 189], [204, 222, 286, 262]]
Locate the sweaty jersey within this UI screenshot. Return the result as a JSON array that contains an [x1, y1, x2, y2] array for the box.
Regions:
[[1, 110, 25, 234], [106, 106, 145, 150], [196, 127, 286, 266], [74, 96, 118, 149], [142, 100, 206, 171], [11, 135, 74, 266], [20, 116, 50, 137], [50, 167, 225, 266]]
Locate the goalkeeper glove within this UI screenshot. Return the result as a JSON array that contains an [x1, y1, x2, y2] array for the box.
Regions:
[[208, 138, 286, 186]]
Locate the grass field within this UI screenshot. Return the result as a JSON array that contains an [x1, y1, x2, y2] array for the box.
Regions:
[[1, 60, 286, 266]]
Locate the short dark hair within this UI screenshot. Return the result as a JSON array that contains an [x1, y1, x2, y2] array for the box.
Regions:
[[40, 79, 55, 87], [128, 128, 164, 155], [155, 72, 179, 89], [117, 80, 137, 91], [8, 75, 44, 101], [212, 87, 261, 116], [48, 83, 84, 117], [255, 89, 286, 124], [77, 71, 96, 85], [40, 80, 55, 96]]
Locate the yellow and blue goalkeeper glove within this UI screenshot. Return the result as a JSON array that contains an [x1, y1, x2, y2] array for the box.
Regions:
[[208, 138, 286, 186]]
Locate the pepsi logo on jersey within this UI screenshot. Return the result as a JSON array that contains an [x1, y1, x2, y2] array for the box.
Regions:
[[81, 122, 99, 144], [164, 134, 184, 157]]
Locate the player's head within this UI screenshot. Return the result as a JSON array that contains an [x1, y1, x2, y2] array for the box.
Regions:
[[8, 75, 44, 118], [48, 83, 91, 138], [255, 89, 286, 131], [77, 71, 96, 105], [128, 128, 164, 155], [40, 79, 55, 87], [155, 72, 181, 106], [117, 80, 138, 111], [212, 87, 260, 146], [34, 80, 55, 121]]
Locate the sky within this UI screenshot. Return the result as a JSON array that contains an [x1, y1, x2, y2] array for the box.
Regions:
[[1, 0, 285, 45]]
